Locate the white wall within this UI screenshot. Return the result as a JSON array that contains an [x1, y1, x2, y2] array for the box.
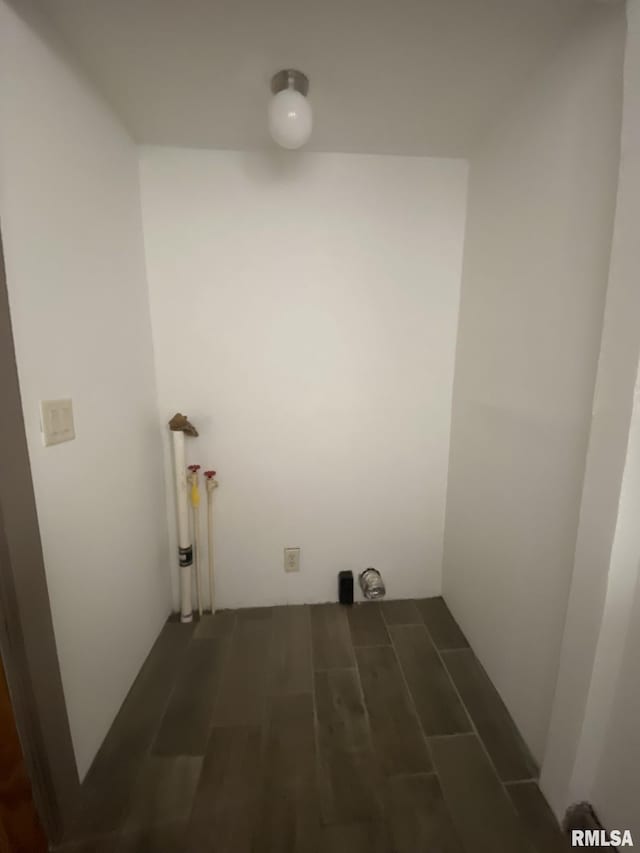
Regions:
[[576, 8, 640, 835], [585, 376, 640, 842], [0, 1, 171, 779], [442, 3, 625, 763], [593, 462, 640, 839], [140, 148, 468, 610], [541, 0, 640, 828]]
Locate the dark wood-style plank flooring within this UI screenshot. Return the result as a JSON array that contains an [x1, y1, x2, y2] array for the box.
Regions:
[[57, 598, 568, 853]]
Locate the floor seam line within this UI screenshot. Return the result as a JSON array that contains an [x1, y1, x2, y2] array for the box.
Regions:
[[386, 618, 438, 775], [349, 617, 386, 827], [429, 624, 529, 821]]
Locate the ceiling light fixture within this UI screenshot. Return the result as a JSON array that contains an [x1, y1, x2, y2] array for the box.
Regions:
[[268, 69, 312, 150]]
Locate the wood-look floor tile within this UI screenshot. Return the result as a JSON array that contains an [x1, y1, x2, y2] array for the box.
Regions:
[[315, 669, 382, 824], [118, 821, 187, 853], [320, 822, 391, 853], [254, 798, 319, 853], [212, 614, 273, 726], [507, 782, 570, 853], [189, 726, 261, 853], [347, 604, 390, 647], [261, 693, 316, 792], [125, 756, 202, 829], [390, 625, 471, 735], [129, 622, 196, 722], [269, 606, 312, 695], [254, 693, 319, 853], [70, 764, 139, 840], [73, 622, 194, 835], [193, 611, 236, 639], [385, 773, 465, 853], [68, 604, 552, 853], [355, 645, 431, 774], [416, 597, 469, 650], [430, 734, 534, 853], [236, 606, 274, 622], [153, 638, 229, 755], [311, 604, 354, 670], [442, 649, 537, 781], [380, 600, 422, 625], [56, 832, 122, 853]]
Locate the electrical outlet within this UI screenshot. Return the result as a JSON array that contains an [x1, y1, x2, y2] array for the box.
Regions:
[[284, 547, 300, 573], [40, 399, 75, 446]]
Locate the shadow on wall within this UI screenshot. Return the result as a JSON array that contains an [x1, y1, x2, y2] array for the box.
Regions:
[[239, 147, 312, 184]]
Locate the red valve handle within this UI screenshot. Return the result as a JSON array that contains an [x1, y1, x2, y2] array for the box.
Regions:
[[187, 464, 201, 472], [204, 470, 217, 479]]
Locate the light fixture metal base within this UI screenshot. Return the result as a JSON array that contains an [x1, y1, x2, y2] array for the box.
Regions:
[[270, 68, 309, 97]]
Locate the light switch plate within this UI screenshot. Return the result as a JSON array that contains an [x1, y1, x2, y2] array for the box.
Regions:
[[40, 399, 75, 446]]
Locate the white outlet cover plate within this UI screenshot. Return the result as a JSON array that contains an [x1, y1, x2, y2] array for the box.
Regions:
[[284, 547, 300, 573], [40, 398, 75, 446]]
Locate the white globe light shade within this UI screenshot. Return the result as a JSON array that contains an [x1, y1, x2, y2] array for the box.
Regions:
[[268, 88, 312, 149]]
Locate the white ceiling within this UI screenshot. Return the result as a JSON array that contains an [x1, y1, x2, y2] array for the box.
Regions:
[[35, 0, 587, 156]]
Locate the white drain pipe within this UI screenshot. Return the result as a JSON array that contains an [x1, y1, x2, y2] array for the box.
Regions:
[[169, 413, 198, 623], [172, 431, 192, 622], [204, 470, 219, 613]]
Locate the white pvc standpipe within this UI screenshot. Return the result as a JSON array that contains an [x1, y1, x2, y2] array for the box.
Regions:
[[172, 430, 193, 623]]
